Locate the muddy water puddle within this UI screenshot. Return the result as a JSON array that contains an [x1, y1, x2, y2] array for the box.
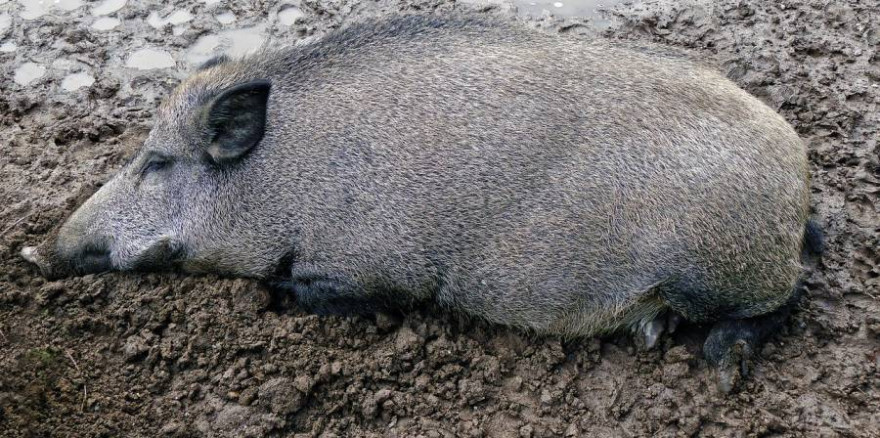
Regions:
[[0, 12, 10, 34], [91, 0, 125, 16], [147, 9, 194, 28], [91, 16, 120, 30], [13, 61, 45, 85], [462, 0, 628, 25], [126, 47, 175, 70], [5, 0, 627, 94], [277, 6, 304, 25], [515, 0, 627, 20], [16, 0, 84, 20], [215, 11, 235, 25], [186, 25, 266, 66], [60, 71, 95, 91]]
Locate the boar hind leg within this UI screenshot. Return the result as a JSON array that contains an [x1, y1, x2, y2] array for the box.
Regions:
[[702, 289, 803, 393]]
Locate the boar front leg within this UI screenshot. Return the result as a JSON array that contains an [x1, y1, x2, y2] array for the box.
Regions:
[[291, 276, 388, 316], [268, 262, 388, 316]]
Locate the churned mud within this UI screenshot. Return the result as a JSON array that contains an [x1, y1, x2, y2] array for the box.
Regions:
[[1, 0, 878, 436]]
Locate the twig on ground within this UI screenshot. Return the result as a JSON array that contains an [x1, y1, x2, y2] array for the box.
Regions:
[[66, 350, 88, 412], [0, 211, 34, 238], [65, 350, 81, 373]]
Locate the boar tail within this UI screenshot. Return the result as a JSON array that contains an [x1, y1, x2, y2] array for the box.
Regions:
[[801, 219, 824, 265]]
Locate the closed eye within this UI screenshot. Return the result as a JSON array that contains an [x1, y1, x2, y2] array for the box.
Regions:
[[141, 155, 171, 176]]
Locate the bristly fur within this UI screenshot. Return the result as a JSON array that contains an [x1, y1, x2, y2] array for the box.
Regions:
[[40, 14, 811, 338]]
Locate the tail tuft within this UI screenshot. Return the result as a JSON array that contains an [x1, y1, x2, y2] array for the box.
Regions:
[[801, 219, 824, 264]]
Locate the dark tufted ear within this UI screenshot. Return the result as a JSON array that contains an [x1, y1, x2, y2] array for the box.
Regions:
[[203, 79, 271, 164]]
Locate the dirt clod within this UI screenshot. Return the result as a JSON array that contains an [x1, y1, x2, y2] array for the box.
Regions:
[[2, 0, 879, 436]]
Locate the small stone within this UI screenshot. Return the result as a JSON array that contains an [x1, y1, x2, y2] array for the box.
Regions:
[[122, 336, 149, 362], [238, 387, 257, 406], [293, 375, 314, 394], [374, 388, 393, 403], [664, 346, 694, 363], [375, 312, 401, 331], [159, 421, 182, 435], [395, 326, 423, 350], [259, 377, 305, 415]]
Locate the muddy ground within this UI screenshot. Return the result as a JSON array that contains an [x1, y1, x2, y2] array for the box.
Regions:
[[1, 0, 879, 436]]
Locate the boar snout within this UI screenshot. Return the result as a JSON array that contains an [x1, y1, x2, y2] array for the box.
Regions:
[[20, 244, 70, 280], [20, 231, 114, 279], [20, 245, 48, 273]]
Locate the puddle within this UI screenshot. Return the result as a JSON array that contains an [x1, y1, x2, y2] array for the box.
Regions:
[[520, 0, 625, 18], [91, 16, 120, 30], [147, 9, 194, 28], [126, 48, 176, 70], [91, 0, 126, 16], [0, 12, 11, 35], [215, 11, 235, 25], [277, 6, 304, 26], [17, 0, 83, 20], [60, 71, 95, 91], [0, 41, 16, 52], [52, 57, 79, 70], [459, 0, 626, 24], [13, 62, 46, 85], [186, 25, 266, 66], [514, 0, 627, 25]]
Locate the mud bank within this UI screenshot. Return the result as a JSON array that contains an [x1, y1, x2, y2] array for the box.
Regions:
[[1, 0, 878, 436]]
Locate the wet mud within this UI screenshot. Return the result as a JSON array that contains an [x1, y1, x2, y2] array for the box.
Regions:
[[1, 0, 878, 436]]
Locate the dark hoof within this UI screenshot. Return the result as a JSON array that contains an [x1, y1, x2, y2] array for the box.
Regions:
[[704, 320, 758, 394], [635, 312, 684, 350], [714, 339, 753, 394]]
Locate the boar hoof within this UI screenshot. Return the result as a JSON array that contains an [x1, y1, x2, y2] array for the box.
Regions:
[[704, 320, 761, 394], [636, 311, 684, 350], [714, 339, 752, 394], [637, 315, 667, 350], [703, 291, 801, 393], [666, 313, 683, 334]]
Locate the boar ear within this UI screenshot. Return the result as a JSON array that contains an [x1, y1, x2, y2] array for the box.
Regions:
[[204, 79, 271, 164]]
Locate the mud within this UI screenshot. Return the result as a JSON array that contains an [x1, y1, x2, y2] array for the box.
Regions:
[[1, 0, 878, 436]]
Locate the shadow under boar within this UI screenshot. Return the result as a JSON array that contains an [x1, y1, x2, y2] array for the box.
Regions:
[[21, 14, 822, 392]]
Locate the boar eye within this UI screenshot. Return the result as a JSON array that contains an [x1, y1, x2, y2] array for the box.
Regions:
[[142, 156, 171, 176]]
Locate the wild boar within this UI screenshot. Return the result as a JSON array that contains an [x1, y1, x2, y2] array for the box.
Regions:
[[21, 14, 821, 392]]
